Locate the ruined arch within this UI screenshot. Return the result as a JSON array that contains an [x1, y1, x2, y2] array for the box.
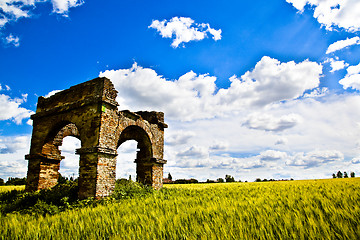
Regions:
[[42, 122, 81, 158], [25, 77, 167, 199], [117, 125, 161, 186]]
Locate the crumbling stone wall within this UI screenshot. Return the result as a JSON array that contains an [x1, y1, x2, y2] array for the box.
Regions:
[[25, 77, 167, 199]]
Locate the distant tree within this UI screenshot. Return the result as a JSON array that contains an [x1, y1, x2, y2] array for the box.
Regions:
[[206, 179, 216, 183], [336, 171, 343, 178], [174, 178, 198, 184], [217, 178, 224, 183], [262, 179, 268, 182], [255, 178, 262, 182], [5, 177, 27, 185], [332, 173, 336, 178], [351, 172, 355, 178], [344, 172, 348, 178], [168, 173, 172, 181], [225, 175, 235, 182], [0, 178, 4, 186]]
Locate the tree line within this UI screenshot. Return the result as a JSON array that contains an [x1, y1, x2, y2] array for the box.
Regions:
[[332, 171, 355, 178], [0, 177, 27, 186]]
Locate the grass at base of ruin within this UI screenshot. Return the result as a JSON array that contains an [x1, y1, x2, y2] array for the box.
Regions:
[[1, 178, 360, 239]]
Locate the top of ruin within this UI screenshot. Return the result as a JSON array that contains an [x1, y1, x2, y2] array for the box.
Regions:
[[35, 77, 118, 115]]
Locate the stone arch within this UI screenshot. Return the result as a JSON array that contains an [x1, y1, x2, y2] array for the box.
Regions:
[[26, 122, 81, 191], [117, 125, 155, 185], [42, 122, 81, 158], [25, 77, 167, 199], [118, 125, 153, 160]]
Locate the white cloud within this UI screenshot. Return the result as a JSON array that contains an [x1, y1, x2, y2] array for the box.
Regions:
[[149, 17, 222, 48], [303, 87, 329, 98], [100, 63, 219, 121], [216, 56, 322, 108], [286, 0, 360, 32], [0, 135, 30, 179], [0, 135, 30, 154], [51, 0, 84, 16], [286, 150, 344, 168], [209, 141, 229, 151], [44, 89, 62, 98], [0, 0, 84, 31], [100, 57, 322, 121], [5, 34, 20, 47], [275, 137, 288, 145], [97, 58, 360, 181], [325, 58, 349, 72], [243, 113, 302, 132], [0, 0, 36, 29], [260, 150, 288, 161], [166, 131, 195, 146], [339, 62, 360, 90], [0, 93, 33, 124], [177, 146, 209, 159], [326, 37, 360, 54]]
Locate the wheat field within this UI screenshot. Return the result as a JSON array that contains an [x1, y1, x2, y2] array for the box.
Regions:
[[1, 178, 360, 239]]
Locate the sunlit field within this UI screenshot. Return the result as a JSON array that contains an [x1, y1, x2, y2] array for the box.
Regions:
[[1, 178, 360, 239], [0, 185, 25, 193]]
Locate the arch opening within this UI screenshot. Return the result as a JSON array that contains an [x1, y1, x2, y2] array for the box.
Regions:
[[35, 122, 81, 189], [117, 125, 153, 185], [116, 140, 137, 180], [59, 136, 81, 180]]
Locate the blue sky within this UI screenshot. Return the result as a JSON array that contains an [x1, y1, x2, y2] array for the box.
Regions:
[[1, 0, 360, 182]]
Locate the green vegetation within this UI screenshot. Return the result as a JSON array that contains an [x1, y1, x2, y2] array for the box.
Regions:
[[1, 178, 360, 239], [0, 177, 27, 186]]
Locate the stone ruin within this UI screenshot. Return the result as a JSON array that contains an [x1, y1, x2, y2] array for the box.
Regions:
[[25, 77, 167, 199]]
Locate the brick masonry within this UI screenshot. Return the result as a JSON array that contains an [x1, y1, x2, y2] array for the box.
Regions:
[[25, 77, 167, 199]]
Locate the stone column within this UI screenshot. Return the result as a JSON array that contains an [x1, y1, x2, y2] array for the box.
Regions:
[[76, 147, 117, 199], [135, 158, 167, 190], [25, 154, 62, 191]]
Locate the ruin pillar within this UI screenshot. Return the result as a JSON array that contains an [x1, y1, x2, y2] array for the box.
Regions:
[[25, 154, 62, 191], [76, 147, 117, 199], [135, 158, 167, 190]]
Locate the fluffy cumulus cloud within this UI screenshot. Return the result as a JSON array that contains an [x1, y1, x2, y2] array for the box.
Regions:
[[286, 150, 344, 168], [100, 63, 219, 120], [149, 17, 222, 48], [325, 58, 349, 72], [243, 113, 302, 132], [326, 37, 360, 54], [0, 92, 33, 124], [100, 57, 322, 121], [215, 56, 322, 108], [96, 56, 360, 181], [339, 62, 360, 90], [286, 0, 360, 32]]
